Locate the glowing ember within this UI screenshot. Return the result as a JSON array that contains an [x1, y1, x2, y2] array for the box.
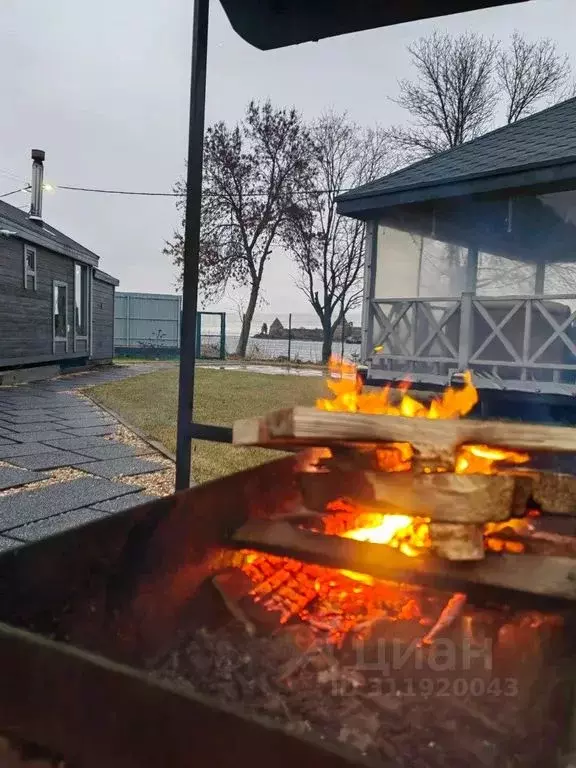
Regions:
[[316, 356, 478, 418]]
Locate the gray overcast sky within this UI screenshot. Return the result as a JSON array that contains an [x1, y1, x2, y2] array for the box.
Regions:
[[1, 0, 575, 315]]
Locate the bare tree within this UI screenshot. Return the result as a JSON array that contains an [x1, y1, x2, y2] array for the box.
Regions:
[[391, 31, 571, 163], [282, 113, 392, 362], [164, 100, 313, 357], [390, 31, 498, 158], [497, 32, 570, 124]]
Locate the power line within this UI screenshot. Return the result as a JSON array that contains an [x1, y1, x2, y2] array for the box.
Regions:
[[57, 184, 182, 197], [55, 183, 353, 197], [0, 187, 28, 199]]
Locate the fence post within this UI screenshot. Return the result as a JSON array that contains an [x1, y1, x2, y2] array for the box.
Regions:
[[126, 294, 131, 349], [220, 312, 226, 360], [458, 293, 473, 371], [195, 312, 201, 359], [287, 313, 292, 363]]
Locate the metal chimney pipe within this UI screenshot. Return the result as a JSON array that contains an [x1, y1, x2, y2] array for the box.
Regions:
[[29, 149, 45, 223]]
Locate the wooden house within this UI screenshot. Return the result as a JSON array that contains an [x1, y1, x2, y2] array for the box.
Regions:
[[0, 150, 118, 372]]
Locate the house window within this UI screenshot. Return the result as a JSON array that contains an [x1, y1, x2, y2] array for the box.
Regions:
[[23, 245, 37, 290], [54, 282, 67, 340], [75, 263, 88, 336]]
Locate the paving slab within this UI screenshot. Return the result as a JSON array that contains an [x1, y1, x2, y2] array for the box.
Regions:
[[91, 493, 158, 512], [44, 408, 102, 418], [64, 426, 116, 437], [0, 412, 59, 423], [44, 399, 97, 409], [0, 477, 142, 531], [42, 436, 114, 451], [70, 443, 143, 460], [0, 399, 53, 410], [7, 508, 110, 542], [53, 417, 117, 430], [80, 457, 165, 478], [9, 430, 69, 443], [0, 443, 58, 459], [0, 467, 48, 490], [0, 421, 65, 433], [7, 450, 92, 471]]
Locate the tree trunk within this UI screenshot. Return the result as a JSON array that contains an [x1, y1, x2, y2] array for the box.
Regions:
[[321, 322, 333, 364], [235, 282, 260, 358]]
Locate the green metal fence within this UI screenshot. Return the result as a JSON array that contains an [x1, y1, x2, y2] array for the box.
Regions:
[[196, 311, 226, 360]]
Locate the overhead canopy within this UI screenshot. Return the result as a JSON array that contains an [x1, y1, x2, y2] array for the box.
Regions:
[[218, 0, 528, 51]]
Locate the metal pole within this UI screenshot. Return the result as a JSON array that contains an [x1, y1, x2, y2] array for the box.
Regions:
[[287, 313, 292, 363], [340, 296, 345, 359], [175, 0, 210, 490]]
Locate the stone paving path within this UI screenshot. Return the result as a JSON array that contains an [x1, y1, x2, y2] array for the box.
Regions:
[[0, 364, 175, 550]]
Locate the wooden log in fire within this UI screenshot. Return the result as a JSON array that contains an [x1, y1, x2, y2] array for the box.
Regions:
[[532, 472, 576, 515], [230, 520, 576, 601], [299, 471, 524, 523], [486, 529, 576, 558], [233, 407, 576, 456], [429, 523, 485, 560]]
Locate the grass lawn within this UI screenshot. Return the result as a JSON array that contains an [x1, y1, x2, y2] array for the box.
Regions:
[[88, 368, 326, 484]]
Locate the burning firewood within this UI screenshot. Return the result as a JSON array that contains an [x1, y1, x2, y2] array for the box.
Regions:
[[231, 519, 576, 600], [429, 524, 484, 561], [233, 405, 576, 456], [300, 470, 522, 524], [486, 528, 576, 558]]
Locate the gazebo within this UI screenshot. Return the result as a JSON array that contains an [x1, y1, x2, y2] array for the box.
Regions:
[[337, 97, 576, 399]]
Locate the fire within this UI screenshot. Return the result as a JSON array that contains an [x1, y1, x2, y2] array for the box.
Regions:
[[455, 444, 530, 474], [315, 358, 533, 562], [316, 356, 478, 418], [340, 512, 430, 584]]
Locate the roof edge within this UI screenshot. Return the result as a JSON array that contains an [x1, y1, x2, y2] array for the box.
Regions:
[[337, 154, 576, 205], [337, 159, 576, 218], [0, 217, 99, 267], [94, 269, 119, 286]]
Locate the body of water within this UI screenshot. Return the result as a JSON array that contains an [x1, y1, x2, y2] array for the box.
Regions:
[[214, 335, 361, 363]]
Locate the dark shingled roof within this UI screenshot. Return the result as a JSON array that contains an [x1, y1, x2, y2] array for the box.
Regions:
[[338, 97, 576, 215], [0, 199, 100, 264]]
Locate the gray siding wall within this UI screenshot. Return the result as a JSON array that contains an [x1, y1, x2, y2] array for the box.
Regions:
[[0, 235, 77, 365], [92, 278, 115, 361]]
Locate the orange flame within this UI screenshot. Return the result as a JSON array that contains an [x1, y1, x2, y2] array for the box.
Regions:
[[316, 356, 478, 418], [455, 444, 530, 474]]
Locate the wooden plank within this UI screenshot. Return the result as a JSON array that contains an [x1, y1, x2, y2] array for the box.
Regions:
[[233, 407, 576, 454], [429, 523, 485, 561], [0, 623, 369, 768], [299, 471, 520, 523], [486, 529, 576, 558], [532, 473, 576, 515], [231, 520, 576, 601]]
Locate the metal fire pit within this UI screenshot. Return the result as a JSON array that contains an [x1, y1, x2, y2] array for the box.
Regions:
[[0, 453, 574, 767], [0, 455, 369, 768]]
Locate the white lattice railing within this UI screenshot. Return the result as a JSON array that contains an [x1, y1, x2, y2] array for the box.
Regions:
[[369, 294, 576, 385]]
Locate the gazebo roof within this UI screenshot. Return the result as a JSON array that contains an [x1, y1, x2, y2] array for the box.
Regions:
[[338, 97, 576, 218]]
